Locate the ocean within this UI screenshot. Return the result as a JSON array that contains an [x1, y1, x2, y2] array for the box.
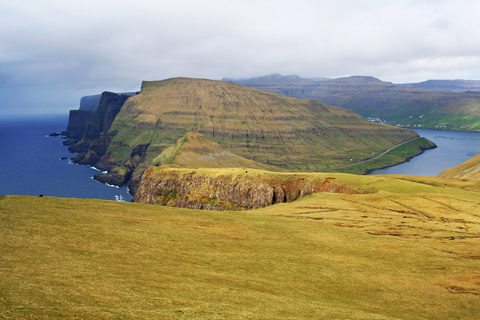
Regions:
[[0, 115, 133, 201], [1, 115, 479, 201]]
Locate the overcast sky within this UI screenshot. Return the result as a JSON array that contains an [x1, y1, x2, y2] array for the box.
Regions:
[[2, 0, 480, 116]]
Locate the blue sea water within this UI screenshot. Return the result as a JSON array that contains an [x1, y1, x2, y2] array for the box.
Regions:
[[0, 115, 133, 201], [368, 129, 480, 176]]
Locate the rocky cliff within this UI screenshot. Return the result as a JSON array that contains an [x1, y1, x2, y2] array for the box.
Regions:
[[134, 167, 360, 210], [64, 110, 94, 142], [69, 92, 133, 165]]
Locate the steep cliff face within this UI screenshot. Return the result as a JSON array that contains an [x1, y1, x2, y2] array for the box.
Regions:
[[79, 94, 102, 111], [134, 168, 360, 210], [64, 110, 93, 142], [70, 92, 133, 165]]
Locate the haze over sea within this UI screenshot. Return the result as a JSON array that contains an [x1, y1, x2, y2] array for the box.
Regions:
[[1, 115, 479, 201]]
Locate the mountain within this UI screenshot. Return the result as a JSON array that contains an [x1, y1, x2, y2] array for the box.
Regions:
[[83, 77, 422, 193], [231, 74, 480, 131], [224, 73, 321, 99], [401, 79, 480, 92], [438, 152, 480, 179]]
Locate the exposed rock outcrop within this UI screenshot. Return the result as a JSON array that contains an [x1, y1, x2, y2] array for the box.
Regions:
[[134, 168, 359, 210]]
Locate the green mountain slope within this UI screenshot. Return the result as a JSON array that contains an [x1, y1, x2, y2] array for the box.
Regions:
[[2, 173, 480, 318], [94, 77, 421, 191], [232, 75, 480, 131]]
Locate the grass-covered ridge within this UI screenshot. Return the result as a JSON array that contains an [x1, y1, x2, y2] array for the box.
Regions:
[[1, 173, 480, 319]]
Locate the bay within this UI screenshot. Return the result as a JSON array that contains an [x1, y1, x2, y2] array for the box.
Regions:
[[368, 129, 480, 176], [0, 115, 132, 201]]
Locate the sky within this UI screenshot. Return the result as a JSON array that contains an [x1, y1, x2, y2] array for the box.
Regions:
[[2, 0, 480, 116]]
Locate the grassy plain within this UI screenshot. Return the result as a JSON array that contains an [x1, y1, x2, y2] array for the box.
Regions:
[[1, 173, 480, 319]]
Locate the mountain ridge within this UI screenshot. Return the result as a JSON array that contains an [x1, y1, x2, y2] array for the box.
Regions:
[[230, 74, 480, 131]]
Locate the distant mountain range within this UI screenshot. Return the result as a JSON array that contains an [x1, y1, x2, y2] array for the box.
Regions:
[[226, 74, 480, 131], [400, 79, 480, 92]]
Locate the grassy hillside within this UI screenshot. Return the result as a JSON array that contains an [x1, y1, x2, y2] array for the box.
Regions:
[[101, 77, 422, 190], [1, 173, 480, 319], [438, 152, 480, 179], [151, 131, 278, 171], [232, 75, 480, 131]]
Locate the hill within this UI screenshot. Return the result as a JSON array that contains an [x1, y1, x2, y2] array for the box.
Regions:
[[438, 152, 480, 179], [151, 131, 278, 171], [78, 77, 423, 193], [2, 172, 480, 318], [232, 74, 480, 131]]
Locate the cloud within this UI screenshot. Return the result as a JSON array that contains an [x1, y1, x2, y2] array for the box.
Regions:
[[1, 0, 480, 115]]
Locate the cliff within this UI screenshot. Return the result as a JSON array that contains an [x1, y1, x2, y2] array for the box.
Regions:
[[69, 92, 133, 166], [64, 110, 93, 142], [134, 167, 361, 210], [79, 94, 102, 111]]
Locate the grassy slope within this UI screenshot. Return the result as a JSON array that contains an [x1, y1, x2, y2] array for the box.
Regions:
[[107, 78, 419, 172], [2, 173, 480, 319], [151, 131, 279, 171], [438, 152, 480, 179]]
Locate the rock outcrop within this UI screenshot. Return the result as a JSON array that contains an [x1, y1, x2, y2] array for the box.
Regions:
[[134, 168, 359, 210]]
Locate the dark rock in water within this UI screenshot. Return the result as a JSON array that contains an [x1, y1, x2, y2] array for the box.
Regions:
[[60, 157, 68, 160], [48, 132, 61, 137], [94, 172, 126, 187]]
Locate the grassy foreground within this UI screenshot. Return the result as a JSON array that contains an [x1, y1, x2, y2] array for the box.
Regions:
[[1, 174, 480, 319]]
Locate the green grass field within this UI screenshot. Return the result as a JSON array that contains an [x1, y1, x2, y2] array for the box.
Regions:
[[1, 173, 480, 319]]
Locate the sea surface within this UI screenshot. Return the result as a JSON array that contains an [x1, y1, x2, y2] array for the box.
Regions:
[[1, 116, 479, 201], [0, 115, 132, 201], [368, 129, 480, 176]]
